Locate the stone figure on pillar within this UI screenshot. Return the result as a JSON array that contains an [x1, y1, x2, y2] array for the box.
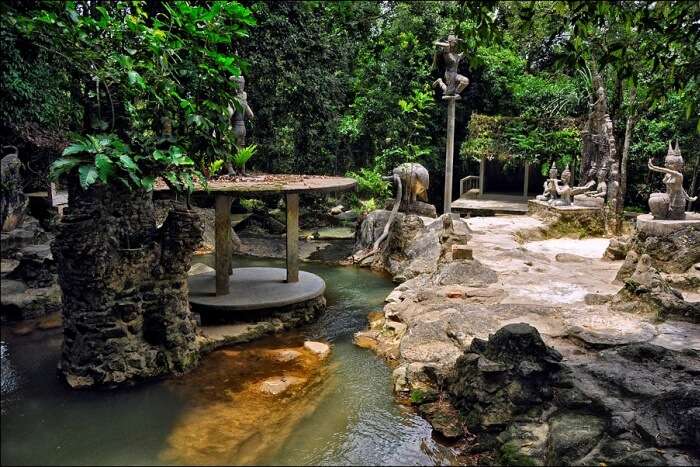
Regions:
[[432, 34, 470, 98], [227, 75, 254, 175], [648, 142, 697, 220]]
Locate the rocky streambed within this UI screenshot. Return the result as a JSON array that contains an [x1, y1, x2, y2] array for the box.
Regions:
[[353, 210, 700, 465]]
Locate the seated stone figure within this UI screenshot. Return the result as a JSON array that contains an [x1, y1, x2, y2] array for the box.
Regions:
[[571, 163, 598, 196], [584, 164, 608, 198], [536, 162, 560, 202], [648, 142, 697, 220], [552, 165, 572, 206]]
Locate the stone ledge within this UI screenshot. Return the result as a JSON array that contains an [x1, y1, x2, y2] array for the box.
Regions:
[[636, 213, 700, 236], [528, 199, 603, 214]]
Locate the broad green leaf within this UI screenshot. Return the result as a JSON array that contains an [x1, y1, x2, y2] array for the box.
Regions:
[[49, 158, 81, 180], [140, 176, 156, 191], [78, 165, 98, 190], [118, 154, 139, 172], [62, 143, 88, 156], [95, 154, 114, 183]]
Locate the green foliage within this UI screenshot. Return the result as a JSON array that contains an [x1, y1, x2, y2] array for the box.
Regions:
[[460, 114, 581, 173], [0, 5, 80, 130], [15, 1, 254, 192], [208, 159, 225, 177], [409, 389, 425, 405], [346, 168, 390, 201], [230, 144, 257, 169], [497, 441, 538, 467], [51, 133, 202, 192], [239, 198, 265, 212]]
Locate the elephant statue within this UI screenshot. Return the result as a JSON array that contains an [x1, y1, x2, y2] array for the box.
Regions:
[[392, 162, 429, 204]]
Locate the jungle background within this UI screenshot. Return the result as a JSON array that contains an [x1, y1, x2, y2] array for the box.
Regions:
[[1, 1, 698, 212]]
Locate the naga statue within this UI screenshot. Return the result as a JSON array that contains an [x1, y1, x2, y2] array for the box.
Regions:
[[648, 142, 697, 220], [432, 34, 470, 97], [227, 75, 255, 175]]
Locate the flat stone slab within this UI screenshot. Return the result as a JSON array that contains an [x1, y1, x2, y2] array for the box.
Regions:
[[188, 267, 325, 312], [452, 197, 528, 215], [636, 213, 700, 236], [528, 199, 602, 213]]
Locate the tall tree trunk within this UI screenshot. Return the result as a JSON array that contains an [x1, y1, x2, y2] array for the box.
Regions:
[[688, 152, 699, 212], [616, 86, 637, 233]]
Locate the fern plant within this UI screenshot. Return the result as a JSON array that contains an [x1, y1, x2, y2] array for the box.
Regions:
[[230, 144, 257, 169]]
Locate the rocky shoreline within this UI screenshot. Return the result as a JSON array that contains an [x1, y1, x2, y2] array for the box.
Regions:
[[353, 210, 700, 465]]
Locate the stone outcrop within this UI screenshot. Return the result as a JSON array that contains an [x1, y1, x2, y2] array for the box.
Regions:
[[445, 324, 700, 466], [53, 182, 203, 388], [1, 146, 28, 232], [448, 324, 563, 433], [354, 211, 472, 282], [617, 225, 700, 281], [611, 254, 699, 322]]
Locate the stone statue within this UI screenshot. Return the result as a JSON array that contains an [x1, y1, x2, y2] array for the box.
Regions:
[[552, 165, 573, 206], [1, 145, 27, 232], [584, 164, 609, 198], [536, 162, 560, 202], [647, 142, 697, 220], [571, 163, 598, 196], [393, 162, 429, 205], [432, 34, 470, 97], [227, 75, 254, 175]]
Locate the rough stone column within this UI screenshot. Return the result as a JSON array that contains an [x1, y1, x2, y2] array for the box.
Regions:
[[443, 96, 457, 215], [52, 181, 203, 388]]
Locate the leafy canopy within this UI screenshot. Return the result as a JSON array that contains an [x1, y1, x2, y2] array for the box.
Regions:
[[16, 1, 255, 192]]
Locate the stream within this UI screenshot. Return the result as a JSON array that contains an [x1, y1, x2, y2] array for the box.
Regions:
[[1, 256, 457, 466]]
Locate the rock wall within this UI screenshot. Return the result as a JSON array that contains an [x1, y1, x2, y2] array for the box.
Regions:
[[52, 182, 203, 388]]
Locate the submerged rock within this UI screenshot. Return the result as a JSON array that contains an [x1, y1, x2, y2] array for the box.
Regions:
[[303, 341, 330, 359]]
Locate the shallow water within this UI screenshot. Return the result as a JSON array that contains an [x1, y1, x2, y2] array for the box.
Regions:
[[1, 257, 456, 466]]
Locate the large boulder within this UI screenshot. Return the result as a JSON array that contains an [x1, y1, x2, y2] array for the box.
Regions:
[[448, 323, 563, 432], [1, 147, 27, 232]]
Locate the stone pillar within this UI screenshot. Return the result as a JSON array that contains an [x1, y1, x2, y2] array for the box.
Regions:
[[443, 96, 458, 214], [52, 181, 203, 388], [286, 193, 299, 283]]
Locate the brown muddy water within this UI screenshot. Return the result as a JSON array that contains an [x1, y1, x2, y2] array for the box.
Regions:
[[1, 256, 458, 465]]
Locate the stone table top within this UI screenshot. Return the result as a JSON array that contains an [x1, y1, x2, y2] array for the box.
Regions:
[[155, 173, 356, 195]]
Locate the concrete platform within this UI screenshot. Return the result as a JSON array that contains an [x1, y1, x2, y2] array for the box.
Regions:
[[452, 195, 529, 215], [188, 267, 325, 312], [637, 212, 700, 236]]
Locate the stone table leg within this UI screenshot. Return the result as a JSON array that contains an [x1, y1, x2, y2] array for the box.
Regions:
[[286, 193, 299, 283], [215, 194, 233, 295]]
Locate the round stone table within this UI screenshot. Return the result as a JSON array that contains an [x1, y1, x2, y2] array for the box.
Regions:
[[157, 174, 356, 313]]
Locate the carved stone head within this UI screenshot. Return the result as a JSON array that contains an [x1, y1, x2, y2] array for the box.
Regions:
[[447, 34, 458, 48], [549, 162, 558, 180], [665, 141, 684, 171], [561, 165, 571, 184]]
